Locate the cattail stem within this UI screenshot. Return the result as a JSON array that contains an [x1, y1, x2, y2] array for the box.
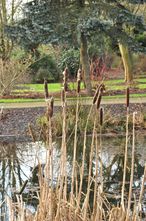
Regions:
[[138, 164, 146, 218], [56, 88, 67, 219], [28, 123, 36, 142], [77, 105, 94, 210], [83, 116, 96, 219], [70, 93, 80, 202], [126, 112, 136, 220], [121, 107, 129, 210]]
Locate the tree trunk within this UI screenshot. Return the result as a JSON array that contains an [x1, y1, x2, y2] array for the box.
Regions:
[[119, 43, 133, 83], [80, 32, 92, 95]]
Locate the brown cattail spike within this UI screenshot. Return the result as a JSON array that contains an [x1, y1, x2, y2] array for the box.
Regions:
[[99, 107, 104, 126], [47, 97, 54, 119], [93, 83, 105, 104], [61, 88, 65, 103], [63, 67, 69, 91], [44, 79, 49, 99], [96, 90, 102, 110], [77, 68, 82, 81], [126, 87, 130, 108], [77, 80, 81, 94]]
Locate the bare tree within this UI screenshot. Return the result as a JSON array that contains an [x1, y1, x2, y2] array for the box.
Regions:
[[0, 0, 23, 60]]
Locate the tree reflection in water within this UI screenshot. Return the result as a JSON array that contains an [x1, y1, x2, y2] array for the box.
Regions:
[[0, 142, 24, 220], [0, 135, 146, 220]]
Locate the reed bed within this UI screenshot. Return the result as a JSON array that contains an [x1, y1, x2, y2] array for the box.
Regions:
[[6, 74, 146, 221]]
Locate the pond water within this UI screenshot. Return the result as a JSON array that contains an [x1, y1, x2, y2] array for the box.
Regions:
[[0, 134, 146, 220]]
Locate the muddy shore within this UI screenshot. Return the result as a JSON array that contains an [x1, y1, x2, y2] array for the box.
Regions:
[[0, 103, 145, 142]]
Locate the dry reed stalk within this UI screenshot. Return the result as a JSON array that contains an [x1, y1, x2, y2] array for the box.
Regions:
[[138, 164, 146, 218], [70, 69, 82, 207], [0, 106, 3, 120], [55, 87, 67, 220], [7, 197, 15, 221], [92, 134, 99, 219], [98, 112, 104, 220], [70, 94, 80, 205], [77, 105, 94, 210], [121, 106, 129, 210], [77, 83, 103, 209], [109, 206, 126, 221], [82, 118, 97, 220], [28, 123, 36, 142], [126, 112, 136, 221], [43, 82, 54, 220]]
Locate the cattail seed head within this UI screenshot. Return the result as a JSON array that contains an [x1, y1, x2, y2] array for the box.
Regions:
[[61, 88, 65, 103], [63, 67, 69, 91], [47, 97, 54, 119], [63, 67, 69, 81], [97, 90, 102, 110], [93, 83, 105, 104], [77, 68, 82, 81], [126, 87, 130, 108], [44, 79, 49, 99], [99, 107, 104, 126], [77, 80, 81, 94]]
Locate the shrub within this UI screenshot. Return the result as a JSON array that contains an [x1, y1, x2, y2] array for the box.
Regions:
[[58, 48, 80, 77], [30, 55, 60, 83]]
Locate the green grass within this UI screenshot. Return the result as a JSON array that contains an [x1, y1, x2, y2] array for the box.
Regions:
[[13, 82, 85, 94], [12, 78, 146, 94], [2, 77, 146, 104], [0, 98, 44, 103], [1, 93, 146, 103]]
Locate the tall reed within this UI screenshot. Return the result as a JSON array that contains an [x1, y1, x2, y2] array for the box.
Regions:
[[6, 80, 146, 221]]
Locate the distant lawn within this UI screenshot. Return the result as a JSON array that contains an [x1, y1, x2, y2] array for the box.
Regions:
[[1, 93, 146, 103], [0, 98, 44, 103], [13, 82, 85, 94]]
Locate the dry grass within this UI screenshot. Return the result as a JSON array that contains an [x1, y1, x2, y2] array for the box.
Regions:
[[6, 76, 146, 221]]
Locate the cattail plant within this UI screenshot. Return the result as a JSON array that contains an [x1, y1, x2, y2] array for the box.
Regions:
[[96, 89, 102, 110], [99, 107, 104, 127], [126, 112, 136, 220], [70, 69, 81, 205], [77, 68, 82, 94], [126, 87, 130, 109], [121, 87, 130, 210], [46, 97, 54, 120], [93, 83, 105, 104], [62, 67, 69, 91], [61, 87, 65, 104]]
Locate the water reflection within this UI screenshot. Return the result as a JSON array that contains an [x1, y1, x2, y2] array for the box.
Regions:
[[0, 134, 146, 220]]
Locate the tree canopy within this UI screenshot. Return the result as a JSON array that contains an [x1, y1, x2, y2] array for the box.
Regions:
[[5, 0, 146, 85]]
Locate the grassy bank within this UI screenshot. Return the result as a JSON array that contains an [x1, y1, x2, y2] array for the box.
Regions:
[[1, 93, 146, 104]]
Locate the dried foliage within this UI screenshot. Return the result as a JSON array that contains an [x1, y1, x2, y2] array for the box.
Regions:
[[0, 58, 31, 96], [6, 81, 146, 221]]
